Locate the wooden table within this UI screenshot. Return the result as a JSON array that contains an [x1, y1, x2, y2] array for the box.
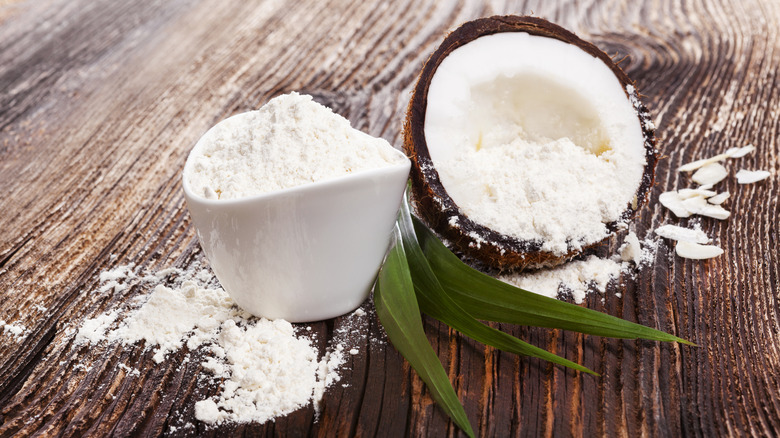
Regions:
[[1, 0, 778, 436]]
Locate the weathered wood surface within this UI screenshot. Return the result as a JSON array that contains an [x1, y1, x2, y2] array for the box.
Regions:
[[1, 0, 778, 436]]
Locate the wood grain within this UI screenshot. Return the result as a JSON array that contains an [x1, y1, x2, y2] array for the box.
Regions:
[[1, 0, 778, 436]]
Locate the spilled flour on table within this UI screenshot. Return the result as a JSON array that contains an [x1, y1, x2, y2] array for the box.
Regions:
[[0, 319, 27, 341], [500, 232, 658, 303], [74, 261, 353, 425]]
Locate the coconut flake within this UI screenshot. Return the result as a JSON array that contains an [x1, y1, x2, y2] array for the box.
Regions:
[[659, 191, 691, 218], [725, 144, 756, 158], [678, 188, 717, 199], [707, 191, 730, 205], [680, 195, 709, 214], [660, 190, 730, 220], [679, 144, 755, 173], [691, 163, 728, 186], [697, 204, 730, 220], [736, 169, 771, 184], [619, 231, 642, 265], [654, 224, 710, 244], [678, 153, 730, 172], [675, 241, 724, 259]]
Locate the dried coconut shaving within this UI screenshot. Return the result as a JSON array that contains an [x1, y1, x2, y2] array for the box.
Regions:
[[660, 142, 771, 260]]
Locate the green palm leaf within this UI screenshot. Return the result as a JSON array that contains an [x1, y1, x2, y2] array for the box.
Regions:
[[373, 191, 692, 437], [374, 226, 476, 438], [411, 214, 692, 345]]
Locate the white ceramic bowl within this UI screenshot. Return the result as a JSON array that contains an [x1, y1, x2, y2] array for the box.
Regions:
[[182, 134, 410, 323]]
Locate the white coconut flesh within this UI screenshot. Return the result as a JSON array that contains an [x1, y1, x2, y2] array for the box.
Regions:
[[424, 32, 647, 256]]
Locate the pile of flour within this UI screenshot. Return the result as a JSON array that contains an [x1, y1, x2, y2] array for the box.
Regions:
[[75, 262, 349, 425], [500, 231, 658, 303], [184, 92, 406, 200], [437, 133, 644, 256]]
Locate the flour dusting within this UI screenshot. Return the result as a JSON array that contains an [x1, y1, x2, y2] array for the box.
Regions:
[[500, 233, 657, 303], [1, 319, 27, 340], [75, 262, 349, 425]]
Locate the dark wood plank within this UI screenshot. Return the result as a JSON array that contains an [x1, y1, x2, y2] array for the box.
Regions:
[[1, 0, 779, 436]]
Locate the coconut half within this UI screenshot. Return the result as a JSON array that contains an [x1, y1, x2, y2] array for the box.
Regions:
[[404, 16, 657, 270]]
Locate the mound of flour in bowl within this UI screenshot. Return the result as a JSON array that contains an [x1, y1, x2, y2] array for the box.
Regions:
[[184, 92, 406, 200]]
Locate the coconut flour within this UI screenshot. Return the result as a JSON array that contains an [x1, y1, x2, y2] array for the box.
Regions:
[[500, 232, 657, 303], [437, 134, 643, 255], [75, 262, 353, 425], [184, 92, 406, 200]]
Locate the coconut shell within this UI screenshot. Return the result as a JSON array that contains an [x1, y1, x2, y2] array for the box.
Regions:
[[403, 15, 658, 271]]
